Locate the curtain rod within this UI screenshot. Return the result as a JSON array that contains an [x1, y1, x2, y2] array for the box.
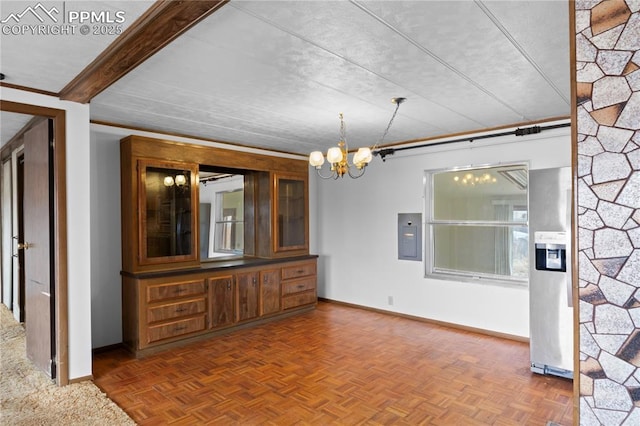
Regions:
[[373, 122, 571, 162]]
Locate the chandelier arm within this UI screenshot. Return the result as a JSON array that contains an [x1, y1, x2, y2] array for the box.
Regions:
[[347, 166, 366, 179], [316, 167, 337, 180]]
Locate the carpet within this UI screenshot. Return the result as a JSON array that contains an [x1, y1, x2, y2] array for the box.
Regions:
[[0, 304, 135, 425]]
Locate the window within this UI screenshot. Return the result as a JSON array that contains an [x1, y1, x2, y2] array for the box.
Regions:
[[214, 189, 244, 255], [199, 171, 244, 259], [425, 164, 529, 284]]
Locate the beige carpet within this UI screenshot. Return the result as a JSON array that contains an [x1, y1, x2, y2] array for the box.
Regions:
[[0, 304, 135, 425]]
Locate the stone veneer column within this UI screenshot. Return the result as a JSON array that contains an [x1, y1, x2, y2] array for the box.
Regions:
[[576, 0, 640, 424]]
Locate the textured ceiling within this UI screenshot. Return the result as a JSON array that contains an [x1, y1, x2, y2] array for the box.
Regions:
[[1, 1, 570, 154], [0, 1, 152, 92], [0, 0, 152, 147], [1, 111, 32, 146]]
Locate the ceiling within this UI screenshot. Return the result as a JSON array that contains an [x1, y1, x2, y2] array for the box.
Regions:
[[1, 1, 571, 155]]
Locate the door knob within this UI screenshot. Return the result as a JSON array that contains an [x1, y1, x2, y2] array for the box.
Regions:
[[18, 242, 34, 250]]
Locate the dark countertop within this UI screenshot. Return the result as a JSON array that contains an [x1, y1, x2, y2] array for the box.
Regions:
[[121, 254, 318, 279]]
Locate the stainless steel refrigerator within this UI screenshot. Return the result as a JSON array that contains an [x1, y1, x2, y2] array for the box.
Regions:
[[528, 167, 573, 379]]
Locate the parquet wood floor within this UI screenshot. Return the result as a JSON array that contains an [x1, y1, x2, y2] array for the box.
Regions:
[[93, 301, 573, 425]]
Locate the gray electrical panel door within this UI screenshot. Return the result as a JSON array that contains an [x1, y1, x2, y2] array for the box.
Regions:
[[398, 213, 422, 261]]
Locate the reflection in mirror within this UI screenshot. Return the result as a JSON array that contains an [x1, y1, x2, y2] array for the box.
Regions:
[[430, 163, 529, 280], [433, 165, 528, 222], [199, 169, 244, 259]]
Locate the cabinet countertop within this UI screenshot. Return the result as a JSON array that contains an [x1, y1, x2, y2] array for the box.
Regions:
[[121, 255, 318, 280]]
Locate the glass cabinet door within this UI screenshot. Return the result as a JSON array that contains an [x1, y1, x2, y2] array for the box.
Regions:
[[274, 173, 308, 253], [138, 160, 198, 265]]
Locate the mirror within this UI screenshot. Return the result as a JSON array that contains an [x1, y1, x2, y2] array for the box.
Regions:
[[199, 167, 244, 260]]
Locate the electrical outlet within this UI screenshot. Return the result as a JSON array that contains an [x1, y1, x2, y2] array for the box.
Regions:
[[388, 296, 394, 306]]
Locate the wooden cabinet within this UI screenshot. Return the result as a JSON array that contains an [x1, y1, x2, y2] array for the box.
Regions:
[[142, 278, 208, 346], [121, 138, 201, 273], [122, 136, 310, 269], [281, 260, 317, 310], [120, 135, 316, 357], [255, 172, 309, 258], [147, 316, 207, 344], [236, 271, 259, 322], [260, 269, 280, 315], [210, 276, 234, 328], [122, 258, 317, 357], [273, 173, 309, 253], [274, 173, 308, 254], [138, 159, 198, 266]]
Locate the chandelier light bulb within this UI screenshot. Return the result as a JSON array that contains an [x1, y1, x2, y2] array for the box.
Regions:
[[164, 176, 175, 187], [309, 151, 325, 167], [353, 150, 364, 166], [327, 146, 343, 164], [454, 171, 497, 186], [353, 147, 373, 168], [359, 147, 373, 163]]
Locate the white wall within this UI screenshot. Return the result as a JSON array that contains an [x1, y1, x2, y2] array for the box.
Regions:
[[0, 87, 92, 379], [89, 132, 122, 348], [312, 123, 571, 338]]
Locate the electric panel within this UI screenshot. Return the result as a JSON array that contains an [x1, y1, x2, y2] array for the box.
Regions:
[[398, 213, 422, 261]]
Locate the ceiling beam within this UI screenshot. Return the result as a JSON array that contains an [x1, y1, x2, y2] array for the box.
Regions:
[[59, 0, 229, 104]]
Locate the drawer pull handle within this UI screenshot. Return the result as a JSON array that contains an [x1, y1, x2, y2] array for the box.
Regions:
[[173, 288, 185, 294], [174, 325, 188, 332], [175, 307, 187, 313], [296, 270, 304, 274], [297, 284, 305, 289]]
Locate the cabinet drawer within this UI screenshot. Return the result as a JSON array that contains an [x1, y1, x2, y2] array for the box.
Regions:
[[147, 298, 206, 323], [282, 291, 316, 310], [147, 279, 205, 303], [147, 315, 206, 344], [282, 277, 316, 295], [282, 262, 316, 280]]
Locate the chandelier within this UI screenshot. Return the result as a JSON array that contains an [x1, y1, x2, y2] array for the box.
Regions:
[[309, 97, 406, 179], [453, 172, 497, 186]]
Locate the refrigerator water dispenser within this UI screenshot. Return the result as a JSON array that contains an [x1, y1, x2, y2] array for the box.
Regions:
[[534, 232, 567, 272]]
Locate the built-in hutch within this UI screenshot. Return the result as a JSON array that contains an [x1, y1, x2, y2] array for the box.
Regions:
[[120, 135, 316, 357]]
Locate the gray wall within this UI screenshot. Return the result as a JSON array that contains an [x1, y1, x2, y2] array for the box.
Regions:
[[90, 131, 123, 348]]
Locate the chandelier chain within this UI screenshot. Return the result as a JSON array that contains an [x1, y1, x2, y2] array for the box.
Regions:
[[373, 99, 403, 151], [308, 97, 406, 179]]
